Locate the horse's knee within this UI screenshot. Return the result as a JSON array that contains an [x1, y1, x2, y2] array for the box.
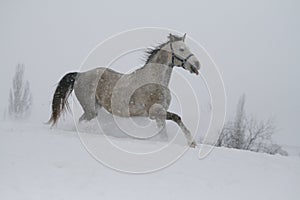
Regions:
[[79, 111, 97, 122], [79, 113, 86, 122], [148, 103, 166, 120], [86, 111, 97, 120]]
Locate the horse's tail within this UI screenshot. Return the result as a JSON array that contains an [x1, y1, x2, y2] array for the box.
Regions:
[[48, 72, 78, 126]]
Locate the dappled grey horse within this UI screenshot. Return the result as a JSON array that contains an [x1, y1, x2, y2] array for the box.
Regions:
[[48, 34, 201, 147]]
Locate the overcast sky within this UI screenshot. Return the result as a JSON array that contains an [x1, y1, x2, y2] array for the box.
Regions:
[[0, 0, 299, 146]]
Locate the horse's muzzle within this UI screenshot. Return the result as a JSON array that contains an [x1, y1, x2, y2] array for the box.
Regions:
[[191, 65, 199, 75]]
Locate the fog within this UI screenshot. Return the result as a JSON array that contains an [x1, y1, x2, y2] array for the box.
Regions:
[[0, 0, 299, 146]]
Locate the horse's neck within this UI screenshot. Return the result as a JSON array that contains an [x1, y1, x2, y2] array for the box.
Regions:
[[135, 49, 173, 86], [137, 62, 173, 86]]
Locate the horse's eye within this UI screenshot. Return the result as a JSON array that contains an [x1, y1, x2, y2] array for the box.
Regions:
[[179, 47, 185, 52]]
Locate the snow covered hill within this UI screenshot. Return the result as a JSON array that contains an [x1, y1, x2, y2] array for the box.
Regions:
[[1, 121, 299, 200]]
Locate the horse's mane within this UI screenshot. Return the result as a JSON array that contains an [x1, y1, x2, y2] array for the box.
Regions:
[[144, 34, 183, 64]]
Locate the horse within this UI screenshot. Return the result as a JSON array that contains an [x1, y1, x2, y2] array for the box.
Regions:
[[48, 33, 201, 148]]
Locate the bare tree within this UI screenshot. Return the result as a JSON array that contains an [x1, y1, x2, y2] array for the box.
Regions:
[[230, 94, 246, 149], [8, 64, 32, 120], [217, 95, 288, 156], [216, 95, 246, 149]]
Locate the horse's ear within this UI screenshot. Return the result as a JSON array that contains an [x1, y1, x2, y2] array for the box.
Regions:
[[182, 33, 186, 42], [168, 33, 175, 42]]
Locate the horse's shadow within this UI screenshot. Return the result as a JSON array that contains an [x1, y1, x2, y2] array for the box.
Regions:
[[76, 108, 170, 142]]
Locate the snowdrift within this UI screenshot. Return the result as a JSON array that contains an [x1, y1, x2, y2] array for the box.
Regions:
[[0, 121, 299, 200]]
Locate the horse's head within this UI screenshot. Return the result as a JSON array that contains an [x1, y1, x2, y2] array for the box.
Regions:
[[165, 33, 201, 75]]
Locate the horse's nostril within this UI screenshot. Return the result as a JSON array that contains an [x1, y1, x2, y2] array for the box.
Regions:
[[195, 61, 200, 68]]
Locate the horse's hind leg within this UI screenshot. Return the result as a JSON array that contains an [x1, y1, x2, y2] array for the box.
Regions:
[[166, 111, 197, 148], [74, 69, 103, 123], [79, 110, 97, 122], [79, 102, 101, 122]]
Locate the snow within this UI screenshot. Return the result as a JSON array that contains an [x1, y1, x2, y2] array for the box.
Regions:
[[1, 121, 300, 200]]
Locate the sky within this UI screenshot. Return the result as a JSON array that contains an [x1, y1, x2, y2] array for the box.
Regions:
[[0, 0, 299, 146]]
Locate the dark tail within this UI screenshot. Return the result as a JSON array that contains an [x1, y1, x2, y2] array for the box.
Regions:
[[48, 72, 78, 126]]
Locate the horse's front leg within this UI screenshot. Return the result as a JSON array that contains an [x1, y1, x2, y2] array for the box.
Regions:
[[166, 111, 197, 148], [148, 103, 167, 128], [148, 103, 169, 140], [149, 104, 196, 148]]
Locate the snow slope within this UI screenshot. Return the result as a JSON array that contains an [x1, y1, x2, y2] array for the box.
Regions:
[[1, 121, 299, 200]]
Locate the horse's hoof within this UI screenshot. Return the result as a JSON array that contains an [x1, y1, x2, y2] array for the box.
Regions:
[[189, 141, 197, 148]]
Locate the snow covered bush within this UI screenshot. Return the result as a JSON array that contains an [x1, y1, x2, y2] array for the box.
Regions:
[[216, 95, 288, 156], [8, 64, 32, 120]]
